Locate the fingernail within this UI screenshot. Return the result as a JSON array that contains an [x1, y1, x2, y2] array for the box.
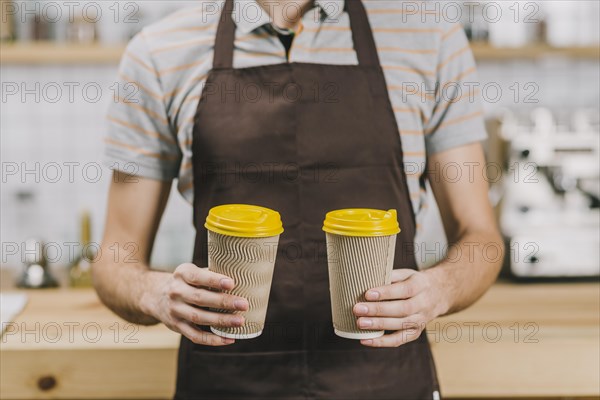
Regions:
[[222, 338, 235, 344], [355, 304, 368, 315], [362, 339, 373, 345], [220, 278, 234, 289], [359, 318, 372, 328], [366, 291, 380, 300], [233, 317, 244, 326], [234, 299, 247, 310]]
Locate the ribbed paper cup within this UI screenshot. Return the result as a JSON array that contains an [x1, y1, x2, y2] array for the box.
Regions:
[[325, 233, 396, 339], [207, 231, 279, 339], [205, 204, 283, 340], [323, 209, 400, 340]]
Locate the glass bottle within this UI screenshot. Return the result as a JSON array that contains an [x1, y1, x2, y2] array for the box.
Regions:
[[69, 211, 95, 287]]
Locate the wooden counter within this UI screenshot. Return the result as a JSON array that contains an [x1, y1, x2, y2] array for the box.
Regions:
[[1, 283, 598, 399]]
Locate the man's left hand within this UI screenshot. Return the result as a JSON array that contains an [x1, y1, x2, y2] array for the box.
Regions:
[[353, 268, 448, 347]]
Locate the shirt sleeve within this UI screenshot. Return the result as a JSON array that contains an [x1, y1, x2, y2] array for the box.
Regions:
[[104, 32, 181, 181], [423, 23, 487, 154]]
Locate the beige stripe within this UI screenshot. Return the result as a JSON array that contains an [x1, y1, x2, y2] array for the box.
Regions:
[[406, 170, 424, 178], [442, 24, 463, 41], [393, 107, 429, 125], [404, 151, 426, 157], [303, 25, 442, 34], [165, 74, 208, 99], [179, 178, 194, 193], [118, 72, 163, 101], [444, 66, 476, 86], [237, 31, 272, 42], [410, 191, 421, 200], [124, 51, 158, 78], [393, 107, 418, 113], [104, 137, 178, 160], [159, 60, 206, 76], [382, 65, 435, 77], [179, 116, 197, 129], [108, 116, 175, 145], [116, 96, 169, 126], [301, 26, 349, 32], [181, 159, 193, 171], [151, 37, 214, 55], [400, 129, 424, 136], [378, 47, 437, 54], [276, 38, 436, 56], [181, 95, 201, 105], [425, 110, 484, 134], [437, 45, 470, 72], [373, 27, 443, 34], [236, 50, 286, 59], [389, 85, 436, 102], [293, 44, 353, 53], [433, 88, 481, 116]]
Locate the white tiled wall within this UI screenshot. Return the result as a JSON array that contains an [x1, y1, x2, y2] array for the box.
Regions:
[[477, 59, 600, 114], [0, 65, 195, 271]]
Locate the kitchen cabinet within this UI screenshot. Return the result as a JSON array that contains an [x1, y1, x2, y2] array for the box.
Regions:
[[1, 282, 598, 399]]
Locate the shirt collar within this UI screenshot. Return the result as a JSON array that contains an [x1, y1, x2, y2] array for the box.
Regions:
[[232, 0, 345, 34]]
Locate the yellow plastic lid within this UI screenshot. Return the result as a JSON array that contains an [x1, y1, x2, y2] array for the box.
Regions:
[[322, 208, 400, 237], [205, 204, 284, 238]]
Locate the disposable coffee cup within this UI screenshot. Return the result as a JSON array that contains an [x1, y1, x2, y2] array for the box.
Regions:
[[323, 208, 400, 340], [205, 204, 283, 339]]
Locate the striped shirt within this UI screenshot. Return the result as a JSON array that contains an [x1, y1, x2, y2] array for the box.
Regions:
[[105, 0, 487, 223]]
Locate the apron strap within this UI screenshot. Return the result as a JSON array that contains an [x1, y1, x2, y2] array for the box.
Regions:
[[212, 0, 381, 69], [345, 0, 381, 67], [213, 0, 235, 69]]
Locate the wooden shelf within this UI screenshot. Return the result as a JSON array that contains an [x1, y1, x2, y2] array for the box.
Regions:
[[0, 42, 126, 65], [470, 43, 600, 61], [1, 42, 598, 65]]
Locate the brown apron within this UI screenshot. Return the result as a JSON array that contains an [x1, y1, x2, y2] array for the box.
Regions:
[[175, 1, 440, 398]]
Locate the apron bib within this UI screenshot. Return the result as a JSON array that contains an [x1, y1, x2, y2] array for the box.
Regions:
[[175, 1, 440, 398]]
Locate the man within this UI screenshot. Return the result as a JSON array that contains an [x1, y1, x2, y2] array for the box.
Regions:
[[93, 0, 504, 398]]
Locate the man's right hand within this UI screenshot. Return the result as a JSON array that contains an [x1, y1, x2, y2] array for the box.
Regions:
[[142, 263, 250, 346], [93, 173, 249, 346]]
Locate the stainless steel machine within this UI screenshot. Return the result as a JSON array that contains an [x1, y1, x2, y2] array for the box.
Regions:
[[499, 108, 600, 278]]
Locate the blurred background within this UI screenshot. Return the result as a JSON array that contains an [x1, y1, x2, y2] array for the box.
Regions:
[[1, 1, 599, 399], [1, 0, 599, 275]]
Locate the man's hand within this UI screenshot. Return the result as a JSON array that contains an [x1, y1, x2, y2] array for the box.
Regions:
[[143, 263, 250, 346], [353, 268, 447, 347], [351, 143, 504, 348], [93, 172, 251, 347]]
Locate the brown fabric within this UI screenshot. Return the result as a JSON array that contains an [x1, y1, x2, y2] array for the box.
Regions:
[[175, 1, 440, 398]]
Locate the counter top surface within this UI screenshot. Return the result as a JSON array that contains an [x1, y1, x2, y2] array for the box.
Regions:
[[1, 282, 599, 399]]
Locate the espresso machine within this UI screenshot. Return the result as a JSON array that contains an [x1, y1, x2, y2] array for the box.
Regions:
[[499, 108, 600, 278]]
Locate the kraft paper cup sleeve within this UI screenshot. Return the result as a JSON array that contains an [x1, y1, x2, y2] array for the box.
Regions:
[[326, 232, 397, 339]]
